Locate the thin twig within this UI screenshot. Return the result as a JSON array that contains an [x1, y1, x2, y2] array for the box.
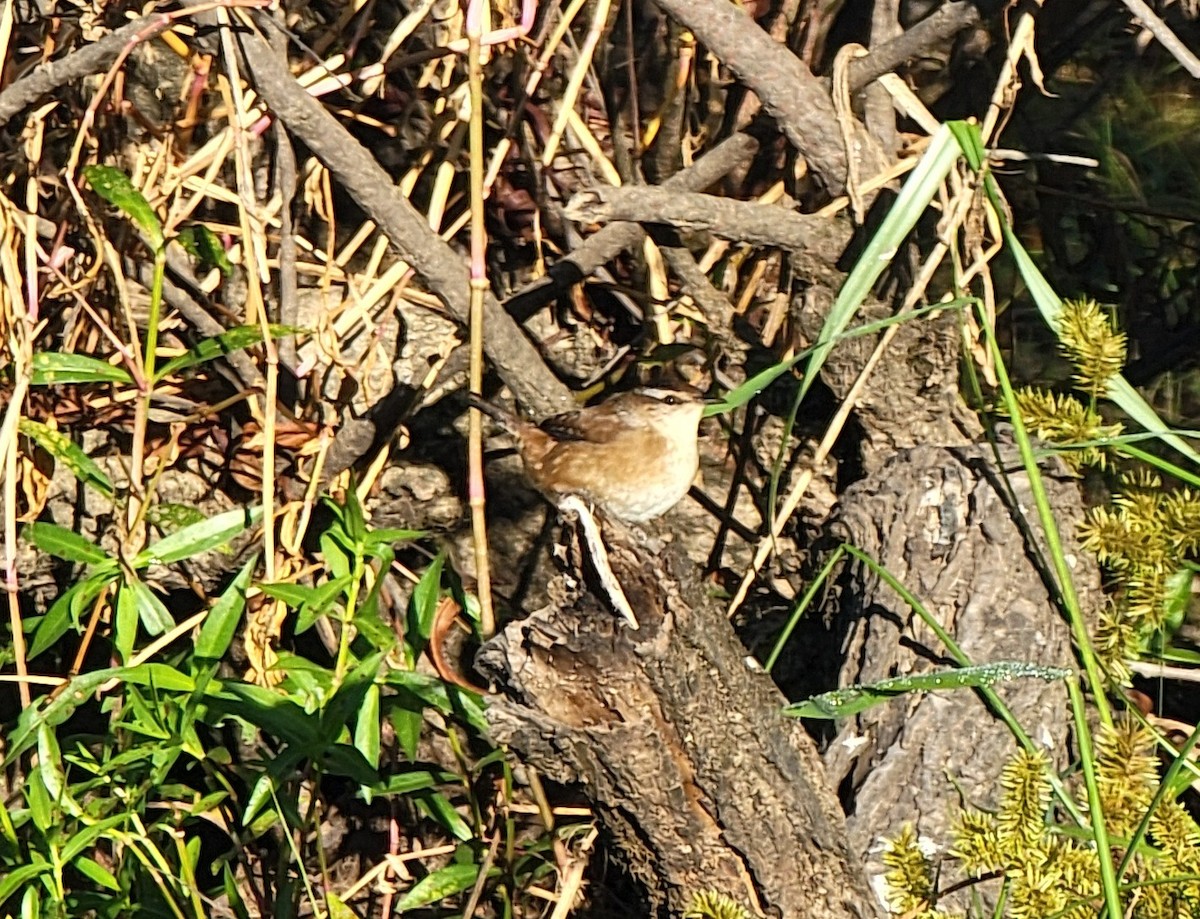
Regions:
[[1119, 0, 1200, 79], [467, 1, 496, 638]]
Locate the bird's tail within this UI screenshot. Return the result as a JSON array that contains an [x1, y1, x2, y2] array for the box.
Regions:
[[466, 393, 520, 431]]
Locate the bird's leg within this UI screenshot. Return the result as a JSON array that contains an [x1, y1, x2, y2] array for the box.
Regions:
[[559, 495, 640, 630]]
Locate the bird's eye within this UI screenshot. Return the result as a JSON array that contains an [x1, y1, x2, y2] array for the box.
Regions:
[[662, 395, 680, 405]]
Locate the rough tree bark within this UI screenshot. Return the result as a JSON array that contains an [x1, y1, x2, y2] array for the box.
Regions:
[[801, 306, 1102, 908], [477, 529, 879, 919]]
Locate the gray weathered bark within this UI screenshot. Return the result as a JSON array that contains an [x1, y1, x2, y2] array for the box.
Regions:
[[478, 530, 880, 919]]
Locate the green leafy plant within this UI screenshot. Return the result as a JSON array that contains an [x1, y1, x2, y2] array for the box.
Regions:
[[883, 720, 1200, 919]]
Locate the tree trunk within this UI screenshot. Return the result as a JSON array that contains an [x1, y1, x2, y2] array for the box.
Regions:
[[477, 527, 880, 919]]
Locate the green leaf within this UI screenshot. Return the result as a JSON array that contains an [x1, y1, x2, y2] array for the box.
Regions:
[[415, 790, 472, 841], [153, 325, 303, 382], [19, 419, 114, 497], [3, 669, 118, 761], [114, 579, 138, 663], [799, 124, 961, 412], [241, 750, 306, 826], [29, 351, 133, 385], [382, 669, 487, 732], [320, 744, 379, 784], [1161, 567, 1192, 638], [354, 684, 381, 771], [195, 556, 257, 658], [24, 522, 110, 564], [951, 120, 1200, 468], [176, 224, 234, 276], [28, 576, 112, 660], [320, 653, 383, 743], [371, 768, 459, 797], [146, 502, 207, 532], [362, 527, 425, 552], [73, 856, 120, 891], [125, 576, 174, 636], [397, 863, 492, 911], [24, 769, 53, 831], [259, 575, 349, 635], [83, 165, 164, 251], [390, 705, 422, 762], [409, 553, 444, 644], [325, 892, 360, 919], [257, 582, 321, 606], [0, 865, 50, 910], [203, 680, 321, 748], [341, 486, 368, 543], [135, 505, 261, 567], [319, 530, 352, 580], [120, 662, 195, 692], [784, 661, 1073, 719], [59, 815, 129, 865]]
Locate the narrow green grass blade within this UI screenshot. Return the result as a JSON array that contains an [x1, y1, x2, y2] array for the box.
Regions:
[[784, 661, 1070, 719], [799, 124, 961, 404]]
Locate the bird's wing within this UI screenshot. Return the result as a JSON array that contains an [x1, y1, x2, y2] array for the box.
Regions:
[[538, 408, 618, 444]]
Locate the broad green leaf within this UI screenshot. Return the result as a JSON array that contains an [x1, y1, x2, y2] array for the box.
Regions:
[[73, 856, 120, 891], [397, 863, 491, 911], [340, 487, 368, 544], [382, 669, 487, 732], [0, 792, 15, 845], [28, 576, 112, 660], [352, 601, 397, 653], [784, 661, 1072, 719], [114, 580, 138, 663], [135, 505, 261, 567], [372, 768, 458, 797], [29, 351, 133, 385], [241, 750, 306, 827], [257, 582, 321, 606], [19, 883, 38, 919], [24, 522, 109, 564], [19, 419, 114, 497], [59, 815, 129, 865], [195, 556, 257, 658], [146, 503, 206, 532], [259, 575, 349, 633], [409, 553, 444, 644], [320, 744, 379, 784], [176, 224, 234, 276], [391, 705, 422, 762], [83, 165, 164, 251], [125, 575, 174, 636], [154, 325, 303, 382], [325, 892, 359, 919], [414, 790, 472, 841], [2, 669, 116, 762], [319, 530, 352, 580], [36, 725, 77, 818], [1162, 567, 1192, 638], [203, 680, 320, 748], [320, 652, 384, 743], [24, 769, 53, 832], [120, 662, 195, 692], [0, 865, 50, 910], [354, 684, 381, 770]]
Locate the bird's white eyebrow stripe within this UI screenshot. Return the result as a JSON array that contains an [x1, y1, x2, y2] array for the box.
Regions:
[[638, 387, 694, 401]]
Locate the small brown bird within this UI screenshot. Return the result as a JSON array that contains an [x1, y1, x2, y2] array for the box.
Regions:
[[468, 386, 706, 522]]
